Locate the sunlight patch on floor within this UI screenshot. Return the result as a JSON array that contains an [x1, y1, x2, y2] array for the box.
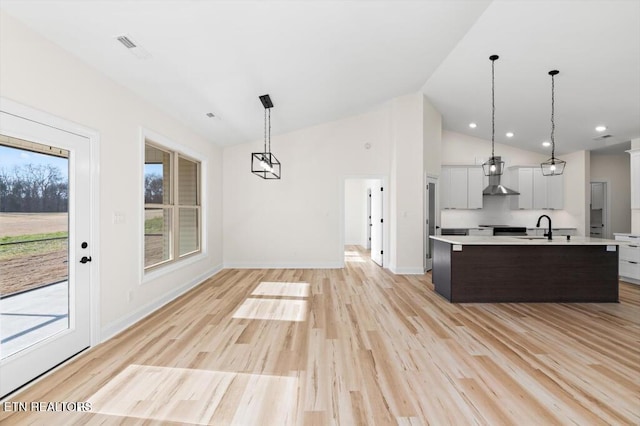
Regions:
[[344, 250, 367, 263], [87, 364, 299, 425], [233, 298, 308, 322], [251, 281, 310, 298]]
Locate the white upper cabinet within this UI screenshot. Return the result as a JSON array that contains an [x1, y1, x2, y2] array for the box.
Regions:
[[546, 173, 564, 209], [509, 166, 563, 210], [510, 167, 533, 210], [629, 149, 640, 209], [467, 167, 484, 209], [440, 166, 483, 209]]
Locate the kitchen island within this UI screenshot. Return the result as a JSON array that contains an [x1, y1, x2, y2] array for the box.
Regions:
[[430, 235, 619, 303]]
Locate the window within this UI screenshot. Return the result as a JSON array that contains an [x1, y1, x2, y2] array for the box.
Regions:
[[144, 141, 201, 270]]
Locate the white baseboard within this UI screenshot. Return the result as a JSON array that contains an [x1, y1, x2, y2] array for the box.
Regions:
[[100, 264, 223, 342], [223, 261, 343, 269], [389, 266, 425, 275], [620, 276, 640, 285]]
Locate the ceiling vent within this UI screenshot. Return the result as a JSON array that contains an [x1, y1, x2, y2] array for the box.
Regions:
[[116, 35, 136, 49], [115, 34, 150, 59], [594, 134, 613, 141]]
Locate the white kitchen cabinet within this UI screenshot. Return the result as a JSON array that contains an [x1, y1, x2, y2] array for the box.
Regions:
[[449, 167, 468, 208], [440, 167, 451, 209], [509, 167, 533, 210], [469, 228, 492, 236], [553, 228, 576, 236], [615, 234, 640, 284], [546, 174, 564, 209], [509, 166, 563, 210], [440, 166, 483, 209], [467, 167, 484, 209], [532, 167, 547, 209], [628, 149, 640, 209]]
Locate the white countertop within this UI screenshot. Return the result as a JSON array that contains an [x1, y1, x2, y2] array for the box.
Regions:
[[430, 235, 620, 246]]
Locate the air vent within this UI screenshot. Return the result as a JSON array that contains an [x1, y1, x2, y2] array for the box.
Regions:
[[116, 35, 136, 49], [115, 34, 151, 59], [594, 134, 613, 141]]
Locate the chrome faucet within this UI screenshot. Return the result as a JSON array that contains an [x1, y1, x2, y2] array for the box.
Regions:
[[536, 214, 552, 240]]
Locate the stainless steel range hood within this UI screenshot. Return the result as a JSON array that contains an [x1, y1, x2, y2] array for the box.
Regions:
[[482, 158, 519, 195]]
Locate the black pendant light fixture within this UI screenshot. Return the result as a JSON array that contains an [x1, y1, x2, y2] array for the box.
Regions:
[[482, 55, 504, 177], [251, 94, 281, 179], [541, 70, 566, 176]]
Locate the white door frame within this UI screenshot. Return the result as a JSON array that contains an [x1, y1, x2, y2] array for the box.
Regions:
[[0, 98, 100, 394], [340, 175, 388, 268]]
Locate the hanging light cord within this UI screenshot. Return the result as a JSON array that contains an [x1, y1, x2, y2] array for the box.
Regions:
[[491, 57, 495, 158], [263, 108, 267, 155], [268, 108, 271, 154], [550, 72, 556, 160]]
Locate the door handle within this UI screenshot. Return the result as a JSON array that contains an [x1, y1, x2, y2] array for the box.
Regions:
[[80, 256, 92, 264]]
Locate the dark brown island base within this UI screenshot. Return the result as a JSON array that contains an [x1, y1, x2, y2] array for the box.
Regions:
[[430, 236, 619, 303]]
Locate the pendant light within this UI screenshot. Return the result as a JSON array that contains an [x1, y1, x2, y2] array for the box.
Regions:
[[482, 55, 504, 177], [251, 94, 281, 179], [541, 70, 566, 176]]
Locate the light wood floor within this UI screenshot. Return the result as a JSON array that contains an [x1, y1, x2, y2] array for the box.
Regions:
[[1, 246, 639, 425]]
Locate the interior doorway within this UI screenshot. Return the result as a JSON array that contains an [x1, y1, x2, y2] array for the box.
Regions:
[[344, 178, 384, 267], [590, 181, 608, 239], [424, 176, 438, 271]]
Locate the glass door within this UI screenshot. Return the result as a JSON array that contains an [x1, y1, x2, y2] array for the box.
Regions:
[[0, 110, 91, 398]]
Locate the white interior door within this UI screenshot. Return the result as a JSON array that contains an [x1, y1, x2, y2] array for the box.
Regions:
[[0, 110, 92, 398], [370, 184, 383, 267]]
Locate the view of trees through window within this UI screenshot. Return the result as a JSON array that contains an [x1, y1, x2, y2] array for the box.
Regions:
[[0, 141, 69, 298], [0, 163, 68, 212]]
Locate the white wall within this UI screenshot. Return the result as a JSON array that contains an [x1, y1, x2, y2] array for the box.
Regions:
[[389, 93, 425, 273], [0, 11, 223, 338], [439, 131, 586, 232], [561, 150, 590, 236], [223, 106, 393, 268], [423, 96, 442, 177], [590, 154, 631, 236]]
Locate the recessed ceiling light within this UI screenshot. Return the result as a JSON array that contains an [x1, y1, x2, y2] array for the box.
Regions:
[[542, 141, 551, 147], [595, 125, 607, 132], [469, 122, 477, 129], [506, 132, 514, 138]]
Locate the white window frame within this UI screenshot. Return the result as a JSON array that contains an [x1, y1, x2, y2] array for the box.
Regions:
[[141, 128, 206, 280]]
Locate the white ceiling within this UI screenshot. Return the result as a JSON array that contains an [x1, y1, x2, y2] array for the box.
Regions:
[[2, 1, 639, 156]]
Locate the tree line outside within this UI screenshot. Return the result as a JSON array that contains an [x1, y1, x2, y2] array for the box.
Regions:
[[0, 163, 68, 213]]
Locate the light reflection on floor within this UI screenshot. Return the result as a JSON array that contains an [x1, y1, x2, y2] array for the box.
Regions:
[[233, 281, 311, 322], [251, 281, 310, 298], [344, 249, 368, 263], [232, 298, 308, 322], [87, 364, 299, 425]]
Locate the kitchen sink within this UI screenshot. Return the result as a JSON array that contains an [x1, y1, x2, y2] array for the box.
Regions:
[[514, 236, 549, 240]]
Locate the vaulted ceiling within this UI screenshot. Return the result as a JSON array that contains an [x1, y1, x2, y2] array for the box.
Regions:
[[2, 1, 639, 156]]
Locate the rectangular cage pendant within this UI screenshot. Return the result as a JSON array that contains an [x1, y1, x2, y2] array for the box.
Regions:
[[251, 152, 281, 179]]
